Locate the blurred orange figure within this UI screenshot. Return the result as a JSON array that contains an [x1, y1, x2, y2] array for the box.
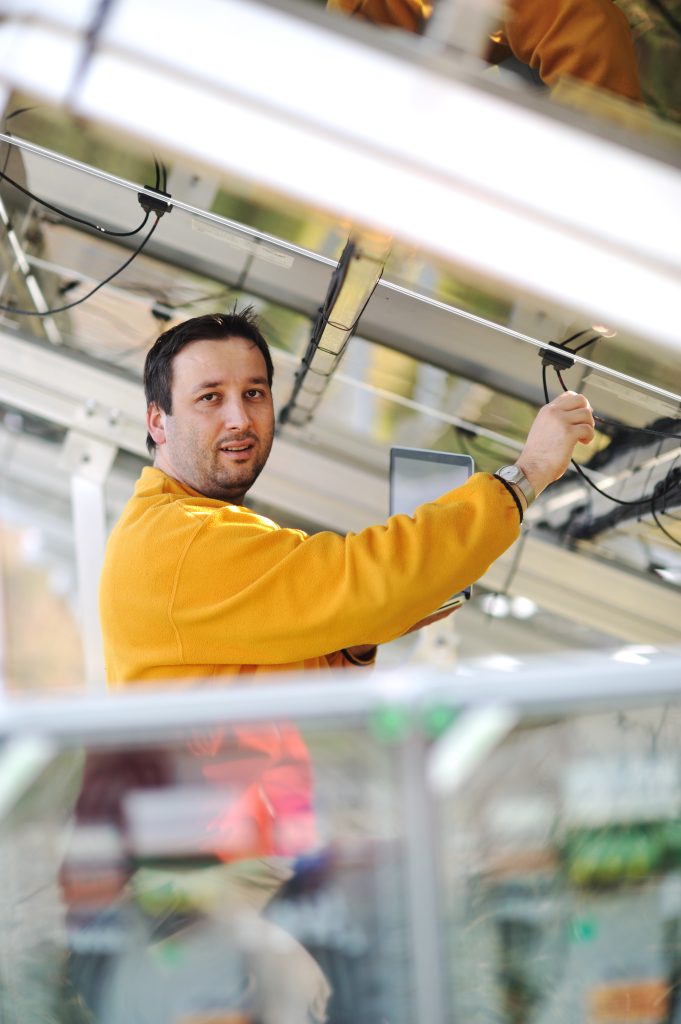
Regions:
[[327, 0, 643, 103]]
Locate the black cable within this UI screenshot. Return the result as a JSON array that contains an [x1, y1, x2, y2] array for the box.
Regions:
[[651, 497, 681, 549], [542, 364, 652, 507], [571, 335, 600, 355], [552, 369, 681, 526], [153, 156, 169, 194], [4, 106, 41, 124], [553, 366, 681, 441], [0, 140, 164, 237], [0, 165, 153, 237], [593, 414, 681, 442], [647, 0, 681, 38], [0, 213, 161, 317], [660, 453, 681, 520], [557, 329, 590, 348], [568, 453, 650, 507]]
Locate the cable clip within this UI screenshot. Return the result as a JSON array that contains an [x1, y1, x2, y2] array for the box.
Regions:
[[538, 342, 575, 371], [138, 186, 172, 217]]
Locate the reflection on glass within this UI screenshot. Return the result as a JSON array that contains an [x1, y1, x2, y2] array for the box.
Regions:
[[0, 409, 84, 694], [440, 703, 681, 1023], [0, 717, 411, 1024]]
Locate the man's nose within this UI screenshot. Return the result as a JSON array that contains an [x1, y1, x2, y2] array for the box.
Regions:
[[221, 396, 251, 432]]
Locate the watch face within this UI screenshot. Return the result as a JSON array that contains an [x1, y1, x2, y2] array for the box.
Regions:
[[498, 465, 534, 503]]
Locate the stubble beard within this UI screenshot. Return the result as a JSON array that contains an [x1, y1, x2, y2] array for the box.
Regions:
[[201, 435, 273, 503]]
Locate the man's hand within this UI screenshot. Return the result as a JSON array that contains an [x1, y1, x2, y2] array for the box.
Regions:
[[345, 643, 378, 660], [516, 391, 595, 497], [344, 608, 456, 659], [402, 607, 457, 635], [348, 602, 458, 651]]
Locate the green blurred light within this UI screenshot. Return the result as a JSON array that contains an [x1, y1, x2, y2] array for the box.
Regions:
[[422, 704, 459, 738], [570, 917, 598, 942], [369, 706, 412, 744]]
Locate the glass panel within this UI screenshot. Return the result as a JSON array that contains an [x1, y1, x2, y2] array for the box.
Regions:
[[438, 688, 681, 1023], [0, 695, 415, 1024]]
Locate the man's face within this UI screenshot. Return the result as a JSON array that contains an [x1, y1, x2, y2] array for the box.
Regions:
[[147, 336, 275, 504]]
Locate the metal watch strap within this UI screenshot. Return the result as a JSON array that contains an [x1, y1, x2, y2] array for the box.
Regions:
[[494, 465, 535, 507]]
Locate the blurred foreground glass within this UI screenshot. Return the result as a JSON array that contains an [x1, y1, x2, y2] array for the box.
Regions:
[[438, 695, 681, 1023], [0, 695, 416, 1024]]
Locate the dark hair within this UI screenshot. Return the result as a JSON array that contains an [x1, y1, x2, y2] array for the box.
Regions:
[[143, 307, 274, 454]]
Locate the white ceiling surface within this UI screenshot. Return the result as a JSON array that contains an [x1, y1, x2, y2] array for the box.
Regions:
[[1, 0, 681, 349], [0, 0, 680, 658]]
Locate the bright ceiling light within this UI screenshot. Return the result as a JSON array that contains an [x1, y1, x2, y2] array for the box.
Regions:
[[654, 567, 681, 585], [480, 593, 510, 618], [479, 655, 522, 672], [591, 324, 617, 338], [612, 645, 658, 665], [510, 596, 538, 620]]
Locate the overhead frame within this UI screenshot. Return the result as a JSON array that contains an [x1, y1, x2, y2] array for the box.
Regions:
[[2, 135, 680, 425]]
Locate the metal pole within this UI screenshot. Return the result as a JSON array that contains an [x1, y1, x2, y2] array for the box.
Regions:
[[61, 431, 116, 691], [399, 723, 448, 1024]]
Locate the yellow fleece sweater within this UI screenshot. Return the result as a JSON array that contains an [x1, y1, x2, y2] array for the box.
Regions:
[[99, 467, 520, 687]]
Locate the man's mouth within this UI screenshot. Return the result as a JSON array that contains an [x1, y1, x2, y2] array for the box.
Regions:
[[218, 440, 255, 456]]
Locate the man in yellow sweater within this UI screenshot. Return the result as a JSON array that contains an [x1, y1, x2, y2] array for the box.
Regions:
[[100, 307, 594, 687], [97, 308, 592, 1023]]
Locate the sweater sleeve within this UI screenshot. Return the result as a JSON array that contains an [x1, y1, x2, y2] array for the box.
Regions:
[[168, 473, 520, 666]]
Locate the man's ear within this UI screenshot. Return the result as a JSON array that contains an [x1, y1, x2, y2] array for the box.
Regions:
[[147, 403, 167, 446]]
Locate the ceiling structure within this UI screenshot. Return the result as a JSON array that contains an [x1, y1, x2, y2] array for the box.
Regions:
[[0, 0, 680, 688]]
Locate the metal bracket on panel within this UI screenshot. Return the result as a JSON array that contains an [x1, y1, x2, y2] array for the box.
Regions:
[[60, 429, 117, 485], [73, 398, 128, 451], [279, 231, 391, 430]]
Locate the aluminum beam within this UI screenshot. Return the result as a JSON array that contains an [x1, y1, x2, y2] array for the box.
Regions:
[[9, 141, 681, 423], [3, 654, 681, 740]]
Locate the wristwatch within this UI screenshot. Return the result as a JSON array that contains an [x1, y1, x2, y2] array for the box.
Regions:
[[494, 465, 535, 508]]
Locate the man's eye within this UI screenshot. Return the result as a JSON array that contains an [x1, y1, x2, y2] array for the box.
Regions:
[[199, 393, 219, 402], [246, 389, 264, 399]]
